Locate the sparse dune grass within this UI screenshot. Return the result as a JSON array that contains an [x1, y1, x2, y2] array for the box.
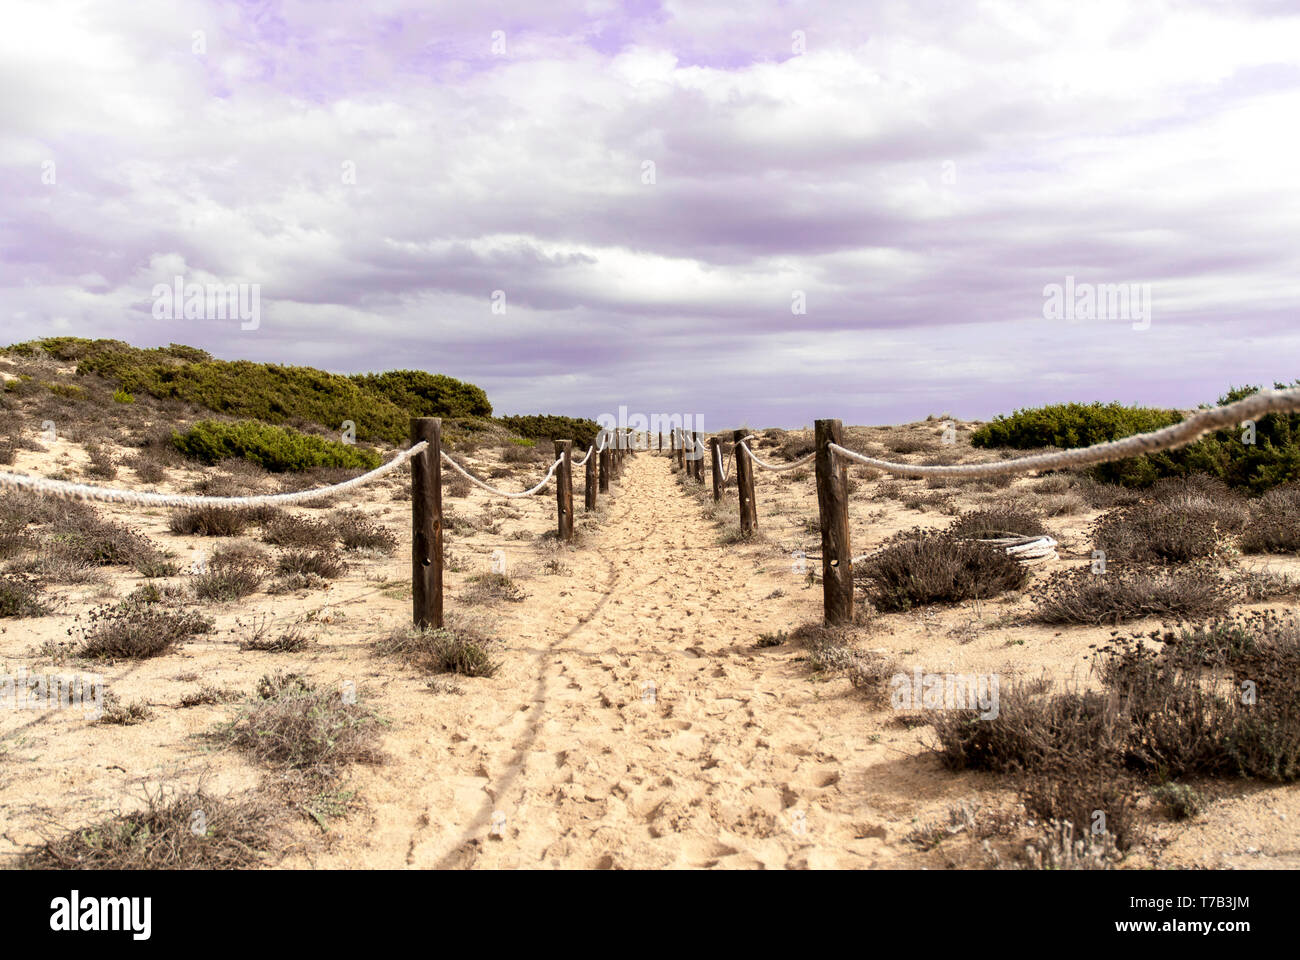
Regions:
[[215, 672, 386, 781], [19, 788, 281, 870], [378, 615, 502, 677]]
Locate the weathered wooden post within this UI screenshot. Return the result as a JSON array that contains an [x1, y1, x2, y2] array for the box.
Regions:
[[555, 440, 574, 542], [584, 442, 597, 511], [709, 437, 723, 502], [815, 419, 853, 625], [410, 417, 443, 629], [675, 429, 685, 470], [733, 428, 757, 536], [599, 436, 611, 493]]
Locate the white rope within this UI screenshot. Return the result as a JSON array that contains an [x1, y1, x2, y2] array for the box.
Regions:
[[572, 440, 600, 467], [0, 443, 428, 508], [737, 440, 815, 473], [976, 534, 1059, 564], [440, 450, 562, 498], [719, 434, 753, 481], [809, 533, 1059, 580], [827, 386, 1300, 478]]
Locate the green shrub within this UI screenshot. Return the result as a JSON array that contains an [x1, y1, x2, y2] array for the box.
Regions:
[[1090, 384, 1300, 492], [9, 338, 415, 445], [497, 414, 600, 449], [171, 420, 381, 473], [349, 369, 491, 419], [971, 402, 1183, 450], [112, 388, 134, 404], [975, 385, 1300, 492]]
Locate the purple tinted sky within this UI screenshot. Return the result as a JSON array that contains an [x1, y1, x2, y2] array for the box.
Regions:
[[2, 0, 1299, 429]]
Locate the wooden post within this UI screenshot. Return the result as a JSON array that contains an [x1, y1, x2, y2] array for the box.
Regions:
[[709, 437, 723, 502], [733, 428, 757, 536], [555, 440, 574, 542], [815, 419, 853, 625], [675, 429, 685, 470], [410, 417, 443, 630], [599, 438, 611, 493], [584, 442, 597, 511], [657, 432, 662, 452]]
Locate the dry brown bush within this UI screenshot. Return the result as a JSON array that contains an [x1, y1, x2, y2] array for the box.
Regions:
[[1031, 564, 1232, 626]]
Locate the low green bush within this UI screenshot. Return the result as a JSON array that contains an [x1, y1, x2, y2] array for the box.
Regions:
[[974, 385, 1300, 492], [171, 420, 381, 473], [971, 401, 1183, 450], [349, 369, 491, 419], [497, 414, 600, 449]]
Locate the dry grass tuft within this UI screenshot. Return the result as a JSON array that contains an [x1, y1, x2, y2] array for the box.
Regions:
[[378, 616, 502, 677], [168, 506, 252, 537], [20, 788, 281, 869], [75, 605, 215, 660], [216, 672, 385, 780]]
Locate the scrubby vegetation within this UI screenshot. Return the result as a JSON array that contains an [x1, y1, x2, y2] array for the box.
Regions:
[[192, 546, 267, 601], [947, 507, 1046, 539], [171, 420, 381, 472], [1092, 501, 1233, 564], [930, 610, 1300, 851], [497, 414, 601, 449], [1240, 485, 1300, 553], [974, 385, 1300, 492], [0, 576, 48, 617], [216, 672, 385, 780], [75, 605, 215, 660], [1031, 564, 1233, 625], [169, 505, 252, 537], [971, 401, 1183, 450], [20, 788, 280, 869], [857, 530, 1028, 612], [378, 618, 501, 677], [11, 338, 413, 444], [348, 369, 491, 419], [333, 511, 398, 554]]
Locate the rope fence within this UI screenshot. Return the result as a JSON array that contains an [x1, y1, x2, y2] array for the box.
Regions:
[[703, 384, 1300, 623], [6, 382, 1300, 632], [0, 443, 428, 508], [0, 415, 637, 632]]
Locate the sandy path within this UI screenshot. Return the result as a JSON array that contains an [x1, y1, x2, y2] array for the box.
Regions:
[[318, 452, 921, 869]]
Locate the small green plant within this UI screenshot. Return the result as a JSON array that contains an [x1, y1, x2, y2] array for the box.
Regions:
[[112, 388, 135, 404], [1151, 782, 1206, 821]]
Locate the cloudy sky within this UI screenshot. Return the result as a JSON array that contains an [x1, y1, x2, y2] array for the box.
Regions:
[[3, 0, 1299, 429]]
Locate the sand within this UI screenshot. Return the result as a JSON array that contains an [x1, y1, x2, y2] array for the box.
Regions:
[[3, 429, 1297, 869]]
